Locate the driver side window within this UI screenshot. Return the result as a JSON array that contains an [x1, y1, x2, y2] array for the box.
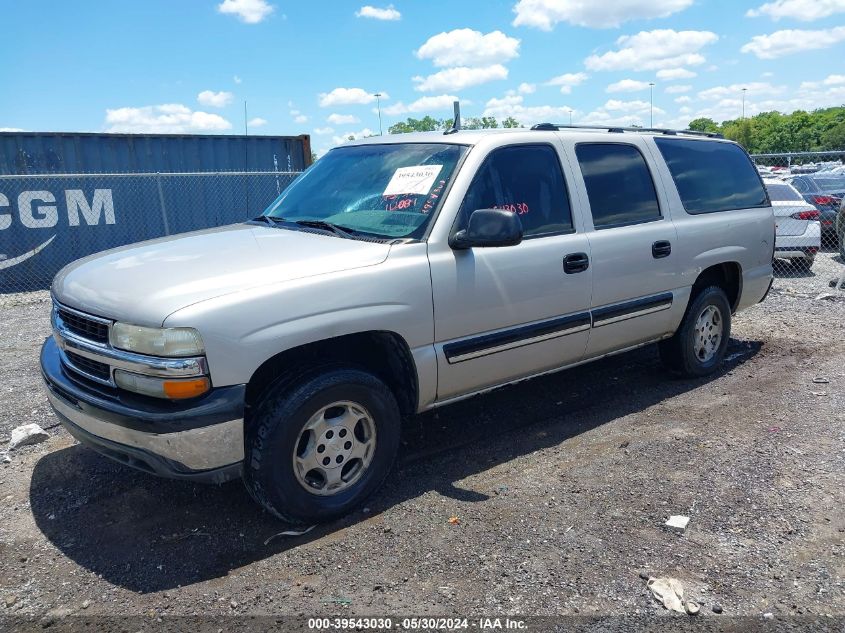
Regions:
[[458, 145, 574, 238]]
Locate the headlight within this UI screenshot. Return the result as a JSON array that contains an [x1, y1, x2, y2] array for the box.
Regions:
[[114, 370, 210, 400], [110, 323, 205, 357]]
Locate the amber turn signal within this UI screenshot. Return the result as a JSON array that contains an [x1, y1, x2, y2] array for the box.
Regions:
[[162, 377, 211, 400]]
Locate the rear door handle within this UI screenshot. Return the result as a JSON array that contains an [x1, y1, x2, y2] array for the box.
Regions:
[[563, 252, 589, 274], [652, 240, 672, 259]]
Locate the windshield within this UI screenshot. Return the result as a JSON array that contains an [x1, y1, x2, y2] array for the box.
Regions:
[[812, 176, 845, 192], [261, 142, 468, 239], [766, 183, 803, 202]]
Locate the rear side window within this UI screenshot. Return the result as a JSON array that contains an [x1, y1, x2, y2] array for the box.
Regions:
[[765, 183, 803, 202], [460, 144, 574, 237], [655, 138, 768, 214], [575, 143, 661, 229]]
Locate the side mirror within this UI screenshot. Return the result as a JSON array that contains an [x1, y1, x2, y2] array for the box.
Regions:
[[450, 208, 523, 250]]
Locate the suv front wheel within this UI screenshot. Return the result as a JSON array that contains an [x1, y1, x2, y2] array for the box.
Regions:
[[659, 286, 732, 378], [244, 367, 401, 523]]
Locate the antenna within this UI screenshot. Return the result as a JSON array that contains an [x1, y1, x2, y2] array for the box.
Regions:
[[444, 100, 461, 135]]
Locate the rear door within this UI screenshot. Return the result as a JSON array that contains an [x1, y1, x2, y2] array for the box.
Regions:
[[563, 139, 680, 358]]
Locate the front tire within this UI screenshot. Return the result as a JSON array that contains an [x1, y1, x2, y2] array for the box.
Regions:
[[244, 367, 401, 523], [659, 286, 731, 378]]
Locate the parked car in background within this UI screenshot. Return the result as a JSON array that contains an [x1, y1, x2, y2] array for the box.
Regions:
[[764, 178, 821, 270], [838, 197, 845, 259], [786, 174, 845, 244]]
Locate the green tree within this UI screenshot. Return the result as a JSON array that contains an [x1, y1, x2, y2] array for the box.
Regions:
[[688, 117, 720, 133], [502, 117, 521, 128], [388, 116, 444, 134]]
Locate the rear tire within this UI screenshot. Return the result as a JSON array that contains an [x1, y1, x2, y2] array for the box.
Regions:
[[244, 367, 401, 524], [659, 286, 731, 378], [838, 226, 845, 260]]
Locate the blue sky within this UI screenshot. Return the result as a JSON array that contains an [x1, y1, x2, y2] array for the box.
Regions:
[[2, 0, 845, 155]]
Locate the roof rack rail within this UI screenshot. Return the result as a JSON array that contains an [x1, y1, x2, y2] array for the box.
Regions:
[[530, 123, 723, 139]]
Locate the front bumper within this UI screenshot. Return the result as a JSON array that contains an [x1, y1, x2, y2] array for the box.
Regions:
[[41, 337, 245, 483]]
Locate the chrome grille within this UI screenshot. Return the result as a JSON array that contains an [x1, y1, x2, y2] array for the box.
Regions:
[[57, 307, 110, 344], [65, 351, 111, 382]]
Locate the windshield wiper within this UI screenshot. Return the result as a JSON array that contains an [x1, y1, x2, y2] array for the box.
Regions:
[[293, 219, 357, 239], [250, 215, 283, 226]]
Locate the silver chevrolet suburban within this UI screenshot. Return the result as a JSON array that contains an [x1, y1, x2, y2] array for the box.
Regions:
[[41, 125, 775, 522]]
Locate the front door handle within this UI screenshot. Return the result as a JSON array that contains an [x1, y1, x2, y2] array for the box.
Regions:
[[563, 252, 589, 274], [652, 240, 672, 259]]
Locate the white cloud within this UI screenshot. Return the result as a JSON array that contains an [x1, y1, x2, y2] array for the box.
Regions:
[[741, 26, 845, 59], [319, 87, 386, 107], [294, 115, 308, 124], [482, 94, 576, 126], [248, 117, 267, 127], [656, 68, 696, 80], [197, 90, 234, 108], [606, 79, 651, 93], [233, 75, 242, 84], [665, 84, 692, 93], [104, 104, 232, 133], [413, 65, 508, 92], [746, 0, 845, 21], [799, 74, 845, 89], [355, 4, 401, 20], [217, 0, 274, 23], [518, 82, 536, 94], [332, 128, 376, 146], [585, 29, 718, 71], [512, 0, 693, 29], [581, 99, 666, 127], [0, 127, 25, 132], [313, 127, 335, 135], [415, 29, 520, 67], [327, 113, 360, 125], [697, 82, 784, 101], [545, 71, 589, 94], [674, 95, 692, 103], [383, 94, 462, 116]]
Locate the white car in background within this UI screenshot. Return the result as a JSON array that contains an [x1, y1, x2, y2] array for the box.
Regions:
[[763, 178, 821, 270]]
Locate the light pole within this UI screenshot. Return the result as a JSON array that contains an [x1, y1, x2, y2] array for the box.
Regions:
[[741, 87, 747, 120], [374, 93, 383, 135], [568, 109, 573, 125], [649, 82, 655, 127]]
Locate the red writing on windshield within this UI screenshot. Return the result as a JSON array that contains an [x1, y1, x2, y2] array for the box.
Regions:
[[494, 202, 530, 215]]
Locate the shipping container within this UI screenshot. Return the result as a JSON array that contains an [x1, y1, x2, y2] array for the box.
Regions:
[[0, 132, 312, 174], [0, 132, 310, 292]]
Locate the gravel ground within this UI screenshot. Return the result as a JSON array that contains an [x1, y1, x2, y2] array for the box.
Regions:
[[0, 252, 843, 626]]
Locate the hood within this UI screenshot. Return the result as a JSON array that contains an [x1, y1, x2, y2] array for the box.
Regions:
[[52, 224, 392, 325]]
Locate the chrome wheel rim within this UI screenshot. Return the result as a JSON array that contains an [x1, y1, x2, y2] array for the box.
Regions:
[[694, 304, 723, 363], [292, 401, 377, 496]]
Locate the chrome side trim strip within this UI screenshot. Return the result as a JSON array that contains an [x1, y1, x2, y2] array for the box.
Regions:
[[448, 323, 591, 363], [591, 302, 672, 328]]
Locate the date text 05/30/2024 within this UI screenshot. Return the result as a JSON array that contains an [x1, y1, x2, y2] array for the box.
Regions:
[[307, 617, 527, 630]]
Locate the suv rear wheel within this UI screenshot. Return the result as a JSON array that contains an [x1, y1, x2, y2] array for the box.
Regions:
[[659, 286, 731, 378], [244, 367, 400, 523]]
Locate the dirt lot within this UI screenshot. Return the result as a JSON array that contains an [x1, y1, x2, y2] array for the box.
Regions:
[[0, 252, 843, 626]]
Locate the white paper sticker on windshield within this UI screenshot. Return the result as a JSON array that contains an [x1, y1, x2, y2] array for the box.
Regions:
[[383, 165, 443, 196]]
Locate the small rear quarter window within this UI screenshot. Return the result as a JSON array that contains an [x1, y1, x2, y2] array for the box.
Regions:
[[654, 138, 769, 214]]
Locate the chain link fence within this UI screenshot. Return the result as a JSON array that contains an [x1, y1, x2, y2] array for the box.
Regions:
[[0, 171, 300, 293], [752, 151, 844, 258], [2, 156, 843, 295]]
